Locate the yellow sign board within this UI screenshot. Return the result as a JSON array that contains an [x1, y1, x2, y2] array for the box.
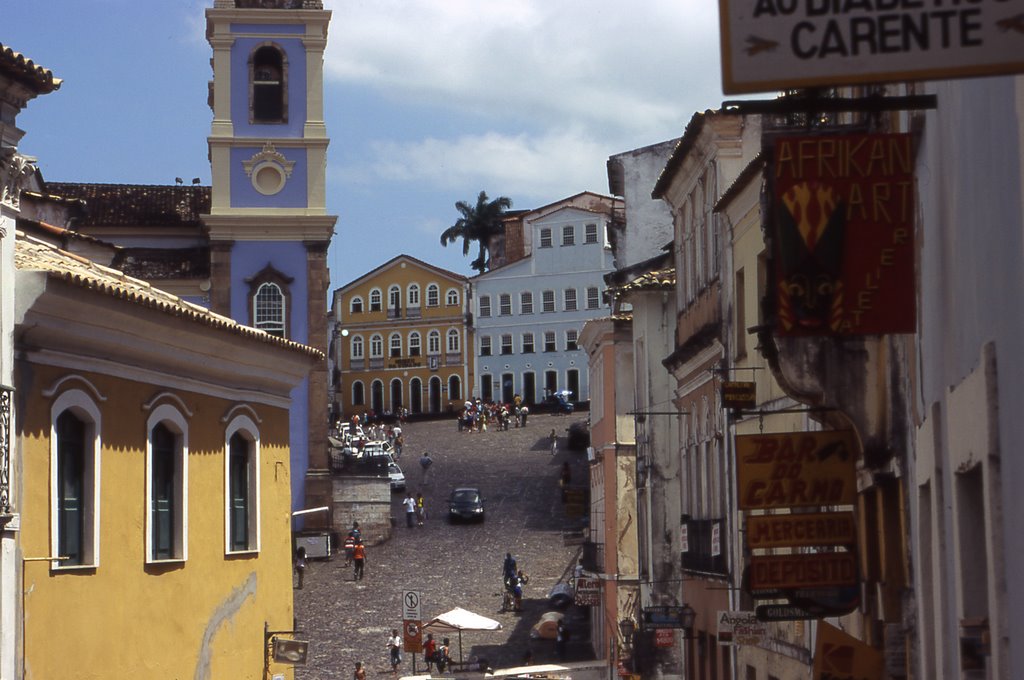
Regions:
[[746, 511, 856, 550], [736, 431, 858, 510], [813, 622, 883, 680]]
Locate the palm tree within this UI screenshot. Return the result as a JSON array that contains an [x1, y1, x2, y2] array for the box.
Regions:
[[440, 191, 512, 274]]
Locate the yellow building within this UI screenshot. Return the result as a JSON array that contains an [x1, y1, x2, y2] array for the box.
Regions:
[[330, 255, 471, 418], [14, 231, 319, 679]]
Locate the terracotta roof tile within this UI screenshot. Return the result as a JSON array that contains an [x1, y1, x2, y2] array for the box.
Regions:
[[0, 43, 61, 93], [113, 247, 210, 280], [45, 182, 211, 229], [15, 231, 321, 359]]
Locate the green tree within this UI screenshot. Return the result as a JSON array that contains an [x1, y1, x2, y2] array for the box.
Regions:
[[440, 191, 512, 274]]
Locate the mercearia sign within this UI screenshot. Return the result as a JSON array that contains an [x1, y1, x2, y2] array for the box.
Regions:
[[718, 0, 1024, 94]]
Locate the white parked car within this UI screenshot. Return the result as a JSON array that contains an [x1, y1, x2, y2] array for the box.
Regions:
[[387, 455, 406, 492]]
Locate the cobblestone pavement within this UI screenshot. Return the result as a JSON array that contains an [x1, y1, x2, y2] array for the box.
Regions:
[[295, 413, 593, 680]]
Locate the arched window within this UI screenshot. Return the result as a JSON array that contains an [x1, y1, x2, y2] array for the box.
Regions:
[[427, 330, 441, 355], [446, 288, 460, 306], [350, 335, 364, 359], [389, 332, 402, 358], [350, 296, 364, 314], [352, 381, 365, 406], [426, 284, 440, 307], [225, 415, 260, 554], [388, 285, 401, 311], [254, 282, 286, 336], [448, 375, 462, 401], [370, 334, 384, 358], [408, 284, 420, 308], [446, 328, 460, 353], [147, 404, 189, 563], [409, 331, 422, 357], [369, 288, 383, 312], [50, 388, 102, 569], [250, 45, 287, 124]]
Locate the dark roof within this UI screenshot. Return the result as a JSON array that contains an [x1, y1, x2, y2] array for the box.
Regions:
[[45, 182, 211, 229], [113, 247, 211, 280], [0, 43, 61, 94]]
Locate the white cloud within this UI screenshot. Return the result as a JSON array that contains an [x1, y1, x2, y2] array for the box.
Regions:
[[323, 0, 725, 139]]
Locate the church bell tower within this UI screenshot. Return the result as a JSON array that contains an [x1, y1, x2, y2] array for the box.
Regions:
[[204, 0, 336, 525]]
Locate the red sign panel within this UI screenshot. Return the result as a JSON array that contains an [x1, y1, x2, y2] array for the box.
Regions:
[[736, 431, 858, 510], [654, 628, 675, 649], [773, 133, 915, 335], [750, 552, 858, 591]]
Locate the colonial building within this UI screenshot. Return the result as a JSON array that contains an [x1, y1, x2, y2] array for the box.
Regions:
[[0, 40, 61, 680], [330, 254, 470, 418], [38, 0, 337, 525], [472, 192, 618, 405], [14, 228, 318, 679]]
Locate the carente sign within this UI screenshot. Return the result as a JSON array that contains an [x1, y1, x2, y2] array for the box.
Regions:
[[736, 431, 858, 510], [772, 133, 916, 336], [719, 0, 1024, 94]]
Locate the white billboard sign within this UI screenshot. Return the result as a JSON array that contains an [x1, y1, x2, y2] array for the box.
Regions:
[[719, 0, 1024, 94], [717, 610, 768, 646]]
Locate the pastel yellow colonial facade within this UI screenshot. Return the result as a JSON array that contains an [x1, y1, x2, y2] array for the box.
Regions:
[[331, 255, 471, 418], [14, 231, 317, 679]]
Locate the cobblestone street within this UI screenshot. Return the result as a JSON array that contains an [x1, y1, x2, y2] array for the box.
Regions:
[[295, 413, 593, 679]]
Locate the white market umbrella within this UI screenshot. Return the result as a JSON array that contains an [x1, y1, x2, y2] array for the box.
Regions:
[[422, 607, 502, 663]]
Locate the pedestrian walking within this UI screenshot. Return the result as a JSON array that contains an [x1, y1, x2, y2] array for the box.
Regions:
[[419, 452, 433, 484], [353, 539, 366, 580], [415, 491, 426, 526], [403, 492, 417, 528], [423, 633, 437, 673], [549, 428, 558, 456], [520, 405, 529, 427], [387, 628, 402, 674], [353, 661, 366, 680]]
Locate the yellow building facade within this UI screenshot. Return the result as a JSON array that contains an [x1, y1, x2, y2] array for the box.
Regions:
[[331, 255, 471, 418], [14, 231, 317, 679]]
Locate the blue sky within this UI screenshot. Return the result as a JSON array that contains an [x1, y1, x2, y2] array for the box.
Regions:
[[7, 0, 728, 294]]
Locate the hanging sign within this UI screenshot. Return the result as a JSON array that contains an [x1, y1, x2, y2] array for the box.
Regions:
[[736, 431, 858, 510], [718, 611, 768, 646], [772, 133, 916, 336], [719, 0, 1024, 95], [813, 621, 884, 680], [749, 552, 858, 590], [722, 380, 757, 409], [746, 511, 856, 550]]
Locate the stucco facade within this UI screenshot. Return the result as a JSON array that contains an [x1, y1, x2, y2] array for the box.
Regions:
[[331, 254, 470, 418], [472, 196, 618, 405]]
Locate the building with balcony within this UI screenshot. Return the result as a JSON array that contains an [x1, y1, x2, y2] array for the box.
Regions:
[[330, 254, 470, 418]]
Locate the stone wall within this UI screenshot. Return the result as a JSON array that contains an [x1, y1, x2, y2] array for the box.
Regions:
[[332, 476, 393, 545]]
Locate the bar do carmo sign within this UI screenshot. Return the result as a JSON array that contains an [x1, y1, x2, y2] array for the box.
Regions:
[[719, 0, 1024, 94]]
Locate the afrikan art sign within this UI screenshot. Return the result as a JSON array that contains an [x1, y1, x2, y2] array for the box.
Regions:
[[736, 431, 858, 510], [772, 133, 916, 336], [718, 0, 1024, 94]]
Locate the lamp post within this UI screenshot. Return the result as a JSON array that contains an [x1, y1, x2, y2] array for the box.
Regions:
[[679, 603, 697, 680], [619, 618, 636, 676]]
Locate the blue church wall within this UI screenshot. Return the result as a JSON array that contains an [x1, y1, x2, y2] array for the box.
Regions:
[[230, 145, 308, 208], [230, 239, 312, 513], [230, 35, 307, 137]]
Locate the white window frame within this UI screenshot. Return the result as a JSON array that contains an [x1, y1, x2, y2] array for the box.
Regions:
[[224, 414, 261, 555], [565, 329, 579, 351], [388, 285, 401, 311], [428, 330, 441, 355], [50, 388, 102, 570], [369, 288, 383, 311], [499, 293, 512, 316], [350, 296, 364, 314], [544, 331, 557, 352], [586, 286, 601, 310], [446, 288, 460, 306], [520, 291, 533, 314], [564, 288, 578, 311], [542, 290, 555, 313], [479, 296, 492, 318], [500, 334, 514, 355], [408, 283, 420, 308], [539, 228, 553, 248], [409, 331, 422, 357], [562, 224, 575, 246], [389, 332, 403, 358], [146, 403, 189, 564], [480, 335, 492, 356], [426, 284, 440, 307], [351, 334, 364, 359], [446, 328, 460, 353], [370, 334, 384, 358], [585, 223, 599, 244], [253, 282, 286, 337], [522, 332, 535, 354]]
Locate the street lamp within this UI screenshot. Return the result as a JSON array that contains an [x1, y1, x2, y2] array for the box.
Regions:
[[619, 618, 636, 647], [680, 603, 697, 639]]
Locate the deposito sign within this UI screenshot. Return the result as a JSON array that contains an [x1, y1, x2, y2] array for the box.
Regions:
[[749, 552, 858, 590], [736, 431, 857, 510], [718, 0, 1024, 94], [746, 511, 856, 550]]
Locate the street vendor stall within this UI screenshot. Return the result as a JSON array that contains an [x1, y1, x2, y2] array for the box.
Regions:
[[422, 607, 502, 666]]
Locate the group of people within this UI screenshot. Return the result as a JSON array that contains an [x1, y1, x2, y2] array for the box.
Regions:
[[402, 491, 426, 527], [342, 522, 367, 580], [458, 397, 530, 432], [501, 552, 529, 613], [383, 630, 452, 676]]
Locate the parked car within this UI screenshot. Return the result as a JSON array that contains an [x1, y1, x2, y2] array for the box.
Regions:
[[542, 391, 575, 414], [447, 487, 485, 523], [355, 440, 393, 459], [387, 456, 406, 492]]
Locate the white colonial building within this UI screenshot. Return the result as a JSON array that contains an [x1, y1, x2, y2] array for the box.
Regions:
[[471, 192, 619, 405]]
